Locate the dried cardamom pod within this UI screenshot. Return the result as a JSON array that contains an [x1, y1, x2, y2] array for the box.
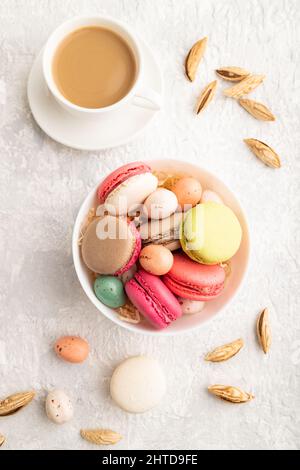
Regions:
[[244, 138, 281, 168], [216, 66, 250, 82], [185, 37, 208, 81], [205, 338, 244, 362], [223, 74, 265, 98], [195, 80, 217, 114], [118, 302, 141, 324], [0, 391, 35, 416], [208, 385, 254, 403], [239, 98, 275, 121], [257, 307, 271, 353], [80, 428, 122, 445]]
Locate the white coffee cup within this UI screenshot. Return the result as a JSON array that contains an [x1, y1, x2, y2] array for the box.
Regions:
[[43, 15, 162, 118]]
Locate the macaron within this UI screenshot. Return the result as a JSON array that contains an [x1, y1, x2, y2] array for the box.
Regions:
[[138, 212, 183, 251], [97, 162, 158, 215], [201, 189, 223, 204], [162, 253, 226, 301], [177, 298, 205, 315], [94, 276, 126, 308], [139, 245, 174, 276], [125, 269, 182, 329], [171, 177, 202, 209], [180, 202, 242, 264], [81, 215, 141, 275], [143, 188, 178, 219], [110, 356, 166, 413]]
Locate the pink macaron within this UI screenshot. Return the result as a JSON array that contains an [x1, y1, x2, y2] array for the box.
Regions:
[[125, 269, 182, 329], [162, 253, 226, 301], [97, 162, 158, 215], [98, 162, 151, 202]]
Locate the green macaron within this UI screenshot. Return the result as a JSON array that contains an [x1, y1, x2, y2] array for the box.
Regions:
[[180, 202, 242, 264], [94, 276, 126, 308]]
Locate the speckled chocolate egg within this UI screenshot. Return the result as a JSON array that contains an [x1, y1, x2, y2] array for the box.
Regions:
[[178, 297, 205, 315], [139, 245, 174, 275], [171, 177, 202, 209], [143, 188, 178, 219], [45, 389, 73, 424], [54, 336, 89, 364], [94, 276, 126, 308], [119, 264, 137, 284], [201, 189, 223, 204]]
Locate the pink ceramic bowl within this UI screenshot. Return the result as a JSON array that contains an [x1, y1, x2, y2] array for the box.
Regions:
[[72, 159, 250, 336]]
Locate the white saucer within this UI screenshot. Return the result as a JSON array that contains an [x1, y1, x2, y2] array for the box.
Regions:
[[27, 40, 162, 151]]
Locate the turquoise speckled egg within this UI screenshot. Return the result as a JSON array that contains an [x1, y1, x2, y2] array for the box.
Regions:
[[94, 276, 126, 308]]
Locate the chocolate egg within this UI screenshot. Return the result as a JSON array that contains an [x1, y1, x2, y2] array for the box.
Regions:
[[143, 188, 178, 219], [94, 276, 126, 308], [54, 336, 89, 364], [45, 389, 73, 424], [178, 298, 205, 315], [119, 264, 137, 284], [201, 189, 223, 204], [139, 245, 174, 275], [171, 177, 202, 209]]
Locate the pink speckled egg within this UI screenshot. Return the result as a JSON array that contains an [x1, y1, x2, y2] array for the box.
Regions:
[[201, 189, 223, 204], [178, 298, 205, 315], [54, 336, 89, 364], [171, 177, 202, 209], [139, 245, 174, 275], [143, 188, 178, 219]]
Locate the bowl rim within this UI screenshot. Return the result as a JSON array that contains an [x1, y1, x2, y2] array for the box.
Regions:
[[72, 159, 250, 336]]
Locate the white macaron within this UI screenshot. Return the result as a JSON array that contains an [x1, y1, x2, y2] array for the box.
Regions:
[[110, 356, 166, 413]]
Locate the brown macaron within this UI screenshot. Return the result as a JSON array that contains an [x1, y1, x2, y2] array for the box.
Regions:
[[81, 215, 141, 275]]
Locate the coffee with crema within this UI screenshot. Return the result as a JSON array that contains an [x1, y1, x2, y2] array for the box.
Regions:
[[52, 26, 137, 109]]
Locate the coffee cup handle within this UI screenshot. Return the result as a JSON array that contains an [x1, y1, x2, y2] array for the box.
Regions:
[[131, 87, 162, 110]]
